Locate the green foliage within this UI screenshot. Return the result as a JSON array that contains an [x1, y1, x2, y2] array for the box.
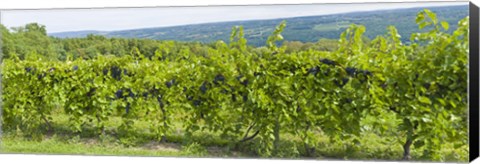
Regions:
[[0, 10, 468, 162], [181, 142, 208, 157]]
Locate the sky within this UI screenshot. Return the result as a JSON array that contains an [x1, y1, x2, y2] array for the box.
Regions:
[[0, 1, 468, 33]]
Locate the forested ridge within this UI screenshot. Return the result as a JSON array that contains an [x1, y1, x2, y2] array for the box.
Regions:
[[50, 5, 468, 46]]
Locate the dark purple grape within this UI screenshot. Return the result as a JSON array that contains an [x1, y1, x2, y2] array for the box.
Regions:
[[334, 78, 349, 88], [381, 83, 387, 89], [166, 81, 173, 88], [110, 66, 122, 81], [187, 95, 193, 101], [149, 88, 159, 95], [103, 68, 109, 76], [334, 80, 341, 87], [115, 90, 123, 99], [308, 66, 320, 76], [73, 65, 78, 71], [345, 98, 352, 103], [423, 83, 431, 89], [342, 78, 349, 84], [320, 59, 336, 66], [126, 103, 130, 114], [362, 70, 373, 76], [127, 89, 135, 98], [241, 80, 249, 86], [157, 96, 165, 108], [25, 67, 32, 73], [37, 73, 46, 80], [159, 101, 165, 108], [345, 67, 357, 76], [165, 79, 176, 88], [200, 82, 208, 94], [214, 74, 225, 84], [323, 68, 330, 76], [193, 100, 201, 106], [237, 74, 248, 86]]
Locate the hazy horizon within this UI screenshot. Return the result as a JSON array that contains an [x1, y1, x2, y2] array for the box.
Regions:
[[0, 2, 468, 33]]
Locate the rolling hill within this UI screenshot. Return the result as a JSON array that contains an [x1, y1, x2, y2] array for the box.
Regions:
[[49, 5, 468, 47]]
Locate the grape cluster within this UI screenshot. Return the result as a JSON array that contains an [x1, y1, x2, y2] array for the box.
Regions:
[[193, 99, 202, 106], [165, 79, 176, 88], [345, 67, 373, 77], [25, 67, 35, 73], [334, 78, 350, 88], [115, 89, 124, 99], [320, 58, 337, 66], [307, 66, 320, 76], [345, 67, 357, 76], [236, 75, 249, 86], [37, 73, 46, 80], [72, 65, 79, 71], [110, 66, 123, 81], [213, 74, 225, 85], [200, 81, 209, 94]]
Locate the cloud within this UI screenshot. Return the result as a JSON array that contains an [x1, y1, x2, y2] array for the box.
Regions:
[[1, 2, 467, 33]]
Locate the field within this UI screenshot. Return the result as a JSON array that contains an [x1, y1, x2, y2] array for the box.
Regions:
[[312, 21, 351, 32], [0, 9, 470, 162]]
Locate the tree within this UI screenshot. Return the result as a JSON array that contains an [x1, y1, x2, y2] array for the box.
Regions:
[[25, 23, 47, 36]]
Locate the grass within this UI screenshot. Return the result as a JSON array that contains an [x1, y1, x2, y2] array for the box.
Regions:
[[0, 110, 469, 162], [1, 135, 180, 156], [0, 129, 468, 162]]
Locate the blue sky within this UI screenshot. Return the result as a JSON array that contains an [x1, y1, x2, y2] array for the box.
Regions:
[[0, 1, 467, 33]]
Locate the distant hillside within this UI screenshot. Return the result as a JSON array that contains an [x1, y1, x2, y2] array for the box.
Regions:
[[49, 30, 107, 38], [49, 5, 468, 46]]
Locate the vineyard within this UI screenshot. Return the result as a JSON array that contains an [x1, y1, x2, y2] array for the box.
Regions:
[[0, 10, 469, 161]]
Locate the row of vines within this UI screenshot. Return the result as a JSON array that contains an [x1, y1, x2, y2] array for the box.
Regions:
[[0, 10, 469, 161]]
